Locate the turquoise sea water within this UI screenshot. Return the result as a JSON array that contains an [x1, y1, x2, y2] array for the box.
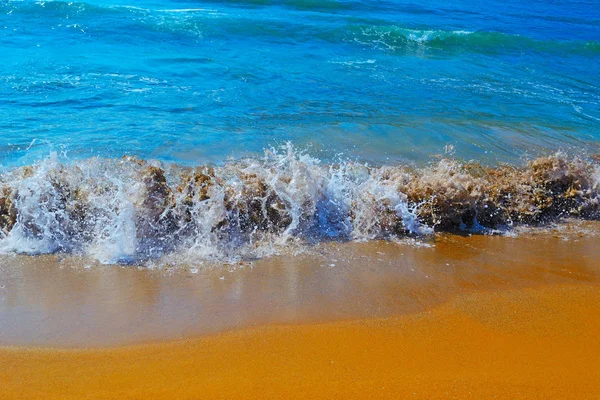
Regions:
[[1, 0, 599, 168], [1, 0, 600, 263]]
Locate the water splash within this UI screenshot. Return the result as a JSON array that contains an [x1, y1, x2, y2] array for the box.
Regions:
[[0, 145, 598, 264]]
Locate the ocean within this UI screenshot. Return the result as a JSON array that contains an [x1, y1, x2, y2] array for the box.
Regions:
[[0, 0, 599, 263], [2, 0, 600, 166]]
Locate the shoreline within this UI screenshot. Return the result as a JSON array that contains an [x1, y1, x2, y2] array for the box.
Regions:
[[0, 220, 599, 348], [0, 221, 598, 347], [1, 221, 599, 398], [2, 282, 599, 399]]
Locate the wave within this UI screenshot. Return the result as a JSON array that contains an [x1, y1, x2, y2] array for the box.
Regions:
[[0, 145, 599, 264], [4, 1, 599, 56], [198, 0, 354, 11], [343, 25, 600, 55]]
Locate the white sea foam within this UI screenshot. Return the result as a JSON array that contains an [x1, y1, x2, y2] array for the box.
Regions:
[[0, 145, 598, 265]]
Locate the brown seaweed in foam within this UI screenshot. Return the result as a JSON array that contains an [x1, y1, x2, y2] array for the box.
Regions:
[[480, 156, 595, 224], [0, 186, 16, 235], [120, 157, 179, 234], [43, 166, 91, 241], [0, 166, 42, 237], [350, 195, 411, 237], [401, 159, 485, 230], [401, 154, 600, 231], [137, 164, 177, 236], [178, 168, 214, 203], [1, 164, 92, 245], [223, 173, 292, 233], [176, 167, 217, 225], [343, 166, 414, 238]]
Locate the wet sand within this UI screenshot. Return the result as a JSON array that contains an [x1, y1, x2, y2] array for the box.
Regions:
[[1, 222, 600, 398], [2, 283, 599, 399], [1, 221, 599, 347]]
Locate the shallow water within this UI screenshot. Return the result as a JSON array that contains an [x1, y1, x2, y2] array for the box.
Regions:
[[1, 0, 600, 168], [0, 221, 598, 347]]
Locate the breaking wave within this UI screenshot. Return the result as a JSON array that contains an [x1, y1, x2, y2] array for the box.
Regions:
[[0, 145, 599, 264], [344, 25, 600, 55]]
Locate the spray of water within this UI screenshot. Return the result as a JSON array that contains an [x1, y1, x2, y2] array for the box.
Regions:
[[0, 145, 598, 264]]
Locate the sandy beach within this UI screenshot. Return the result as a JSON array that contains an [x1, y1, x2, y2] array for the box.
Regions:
[[2, 283, 599, 399], [1, 222, 599, 399], [3, 0, 600, 397]]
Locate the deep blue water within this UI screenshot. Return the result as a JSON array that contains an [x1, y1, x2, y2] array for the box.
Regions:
[[1, 0, 600, 168]]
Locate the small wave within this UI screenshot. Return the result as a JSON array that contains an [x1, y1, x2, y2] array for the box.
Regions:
[[6, 1, 599, 55], [157, 9, 220, 13], [0, 145, 599, 265], [328, 59, 377, 66], [201, 0, 353, 12], [344, 25, 600, 55]]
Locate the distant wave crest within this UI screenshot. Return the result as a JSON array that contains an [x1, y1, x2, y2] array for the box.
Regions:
[[3, 1, 599, 55], [345, 25, 600, 55]]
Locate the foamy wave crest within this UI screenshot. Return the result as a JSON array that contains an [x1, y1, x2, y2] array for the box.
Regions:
[[0, 145, 599, 264], [346, 25, 600, 55]]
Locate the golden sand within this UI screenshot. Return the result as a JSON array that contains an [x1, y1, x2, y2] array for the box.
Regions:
[[1, 222, 600, 398], [1, 283, 599, 399], [1, 221, 599, 347]]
